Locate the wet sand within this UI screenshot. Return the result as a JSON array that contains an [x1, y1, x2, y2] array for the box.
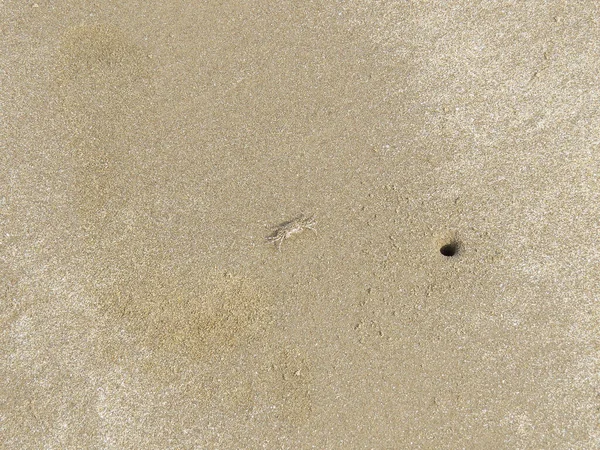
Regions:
[[2, 1, 599, 448]]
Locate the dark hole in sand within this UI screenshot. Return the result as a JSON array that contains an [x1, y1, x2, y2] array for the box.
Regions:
[[440, 242, 459, 257]]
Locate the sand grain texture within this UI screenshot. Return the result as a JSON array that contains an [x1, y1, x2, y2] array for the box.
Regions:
[[1, 1, 599, 449]]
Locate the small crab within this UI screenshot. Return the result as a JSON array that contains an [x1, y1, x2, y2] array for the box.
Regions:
[[266, 214, 317, 251]]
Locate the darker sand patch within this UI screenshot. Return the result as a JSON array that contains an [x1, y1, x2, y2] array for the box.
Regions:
[[93, 267, 273, 363], [53, 24, 154, 234], [56, 23, 150, 88]]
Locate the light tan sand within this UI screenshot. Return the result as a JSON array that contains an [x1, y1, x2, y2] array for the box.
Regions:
[[2, 1, 599, 448]]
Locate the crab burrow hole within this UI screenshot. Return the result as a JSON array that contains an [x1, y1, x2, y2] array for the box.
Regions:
[[439, 239, 461, 257]]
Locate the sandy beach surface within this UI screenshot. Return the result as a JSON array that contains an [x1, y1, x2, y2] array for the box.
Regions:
[[2, 1, 599, 448]]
